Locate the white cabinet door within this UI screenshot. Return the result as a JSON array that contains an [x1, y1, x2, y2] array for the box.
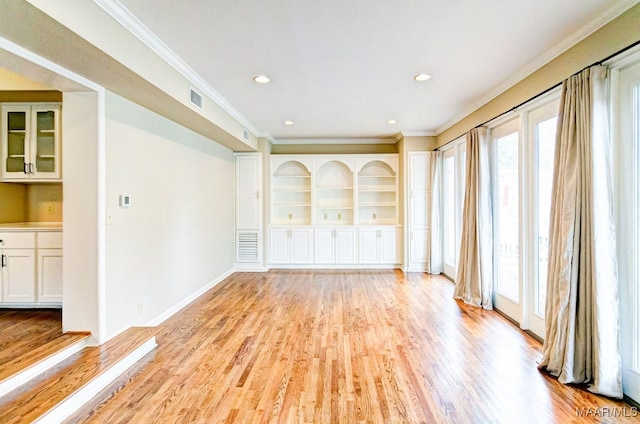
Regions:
[[314, 229, 334, 264], [236, 154, 262, 229], [2, 248, 36, 303], [409, 152, 430, 191], [31, 105, 62, 180], [410, 191, 430, 231], [1, 103, 61, 181], [269, 228, 313, 265], [315, 228, 356, 264], [407, 152, 431, 270], [269, 229, 290, 264], [37, 248, 62, 303], [290, 229, 313, 264], [379, 228, 399, 264], [409, 230, 429, 268], [335, 228, 357, 264], [358, 229, 379, 264], [359, 227, 399, 265]]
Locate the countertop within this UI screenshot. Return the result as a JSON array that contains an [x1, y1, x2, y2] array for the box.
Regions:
[[0, 222, 63, 231]]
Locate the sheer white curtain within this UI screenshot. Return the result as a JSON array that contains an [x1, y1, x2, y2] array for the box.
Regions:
[[538, 65, 622, 398], [428, 151, 443, 274], [454, 127, 493, 309]]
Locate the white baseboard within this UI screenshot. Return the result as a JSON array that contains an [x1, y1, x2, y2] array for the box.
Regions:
[[146, 268, 234, 327]]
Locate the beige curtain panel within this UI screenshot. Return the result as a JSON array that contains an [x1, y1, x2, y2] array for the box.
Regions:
[[454, 127, 493, 309], [538, 65, 622, 398]]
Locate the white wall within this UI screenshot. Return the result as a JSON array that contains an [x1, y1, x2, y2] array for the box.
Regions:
[[104, 92, 235, 339], [62, 91, 102, 343]]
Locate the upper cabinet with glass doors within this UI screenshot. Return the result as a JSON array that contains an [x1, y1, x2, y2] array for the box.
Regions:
[[1, 103, 61, 181]]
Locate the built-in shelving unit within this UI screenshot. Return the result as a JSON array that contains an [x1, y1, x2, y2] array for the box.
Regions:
[[315, 160, 353, 226], [357, 160, 397, 225], [271, 160, 312, 226], [269, 154, 400, 268]]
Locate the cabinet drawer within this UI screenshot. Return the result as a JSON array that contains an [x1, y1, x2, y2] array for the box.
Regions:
[[0, 232, 36, 248], [37, 232, 63, 249]]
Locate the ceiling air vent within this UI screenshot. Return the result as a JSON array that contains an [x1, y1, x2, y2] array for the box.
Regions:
[[243, 129, 250, 140], [189, 87, 203, 110]]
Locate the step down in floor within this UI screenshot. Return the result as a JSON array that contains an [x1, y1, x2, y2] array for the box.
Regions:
[[0, 332, 90, 398], [0, 327, 157, 424]]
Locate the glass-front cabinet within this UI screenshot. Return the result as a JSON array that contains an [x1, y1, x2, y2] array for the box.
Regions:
[[1, 103, 61, 181]]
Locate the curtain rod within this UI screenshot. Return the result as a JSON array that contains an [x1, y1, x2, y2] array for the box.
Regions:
[[435, 39, 640, 151]]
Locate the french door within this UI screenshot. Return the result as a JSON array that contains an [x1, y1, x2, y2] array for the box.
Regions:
[[442, 139, 465, 279], [490, 95, 559, 338], [613, 55, 640, 403], [491, 119, 521, 320], [524, 100, 559, 337]]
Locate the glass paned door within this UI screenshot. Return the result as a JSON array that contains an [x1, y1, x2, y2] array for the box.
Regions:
[[6, 110, 27, 173], [442, 138, 465, 279], [491, 119, 521, 322], [443, 153, 456, 272], [525, 97, 560, 338], [535, 116, 557, 316], [614, 57, 640, 403], [35, 110, 56, 173], [495, 130, 520, 303]]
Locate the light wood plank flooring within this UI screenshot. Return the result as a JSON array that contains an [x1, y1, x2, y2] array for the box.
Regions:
[[0, 309, 62, 368], [75, 271, 636, 423]]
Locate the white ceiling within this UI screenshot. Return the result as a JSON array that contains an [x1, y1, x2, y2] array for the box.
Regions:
[[116, 0, 635, 143]]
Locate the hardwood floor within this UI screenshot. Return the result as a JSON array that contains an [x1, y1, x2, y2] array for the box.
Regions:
[[0, 308, 62, 368], [75, 271, 636, 423]]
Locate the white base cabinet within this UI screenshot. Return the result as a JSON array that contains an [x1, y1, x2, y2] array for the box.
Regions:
[[0, 229, 62, 306], [359, 227, 400, 265], [269, 228, 313, 265], [314, 227, 357, 265], [2, 248, 36, 303], [269, 226, 400, 267], [37, 249, 63, 303]]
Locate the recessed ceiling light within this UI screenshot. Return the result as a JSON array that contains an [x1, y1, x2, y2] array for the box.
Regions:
[[253, 75, 270, 84], [283, 120, 294, 126], [413, 73, 432, 82], [387, 119, 397, 125]]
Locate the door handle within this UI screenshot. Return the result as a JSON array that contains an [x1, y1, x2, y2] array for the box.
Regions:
[[1, 254, 6, 268]]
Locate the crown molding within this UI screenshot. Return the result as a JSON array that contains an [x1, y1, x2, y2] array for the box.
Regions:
[[400, 131, 437, 137], [92, 0, 260, 137], [271, 137, 398, 145], [434, 0, 639, 136]]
